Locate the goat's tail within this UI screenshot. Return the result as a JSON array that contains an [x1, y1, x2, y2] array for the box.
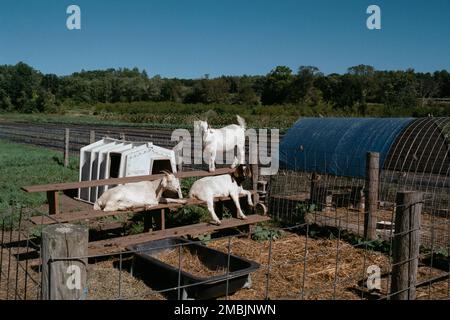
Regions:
[[236, 115, 246, 129]]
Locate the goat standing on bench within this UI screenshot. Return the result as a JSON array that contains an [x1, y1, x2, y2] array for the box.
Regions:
[[197, 115, 246, 172], [167, 165, 254, 225], [93, 171, 182, 212]]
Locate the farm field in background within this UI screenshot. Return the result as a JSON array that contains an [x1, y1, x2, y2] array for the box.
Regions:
[[0, 140, 78, 213], [3, 100, 447, 132], [0, 117, 449, 301]]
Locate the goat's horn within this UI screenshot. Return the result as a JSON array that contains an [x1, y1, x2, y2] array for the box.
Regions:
[[161, 170, 171, 175]]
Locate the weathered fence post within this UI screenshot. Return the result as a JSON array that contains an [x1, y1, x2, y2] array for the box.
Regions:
[[364, 152, 379, 240], [251, 153, 259, 206], [64, 128, 70, 168], [41, 224, 88, 300], [390, 191, 422, 300], [310, 172, 320, 208], [89, 130, 96, 144]]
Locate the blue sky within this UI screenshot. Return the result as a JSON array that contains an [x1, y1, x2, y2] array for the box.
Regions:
[[0, 0, 449, 78]]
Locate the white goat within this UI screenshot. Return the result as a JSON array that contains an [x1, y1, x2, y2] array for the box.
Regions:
[[197, 115, 246, 172], [167, 165, 253, 225], [93, 172, 182, 212]]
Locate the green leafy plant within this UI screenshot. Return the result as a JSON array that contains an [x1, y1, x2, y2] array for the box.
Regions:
[[167, 205, 210, 227], [128, 221, 144, 235], [196, 233, 212, 245], [27, 224, 43, 239], [421, 245, 449, 258], [222, 206, 232, 219], [251, 226, 283, 242], [339, 230, 391, 253], [180, 177, 197, 198], [293, 202, 316, 223], [434, 247, 449, 257]]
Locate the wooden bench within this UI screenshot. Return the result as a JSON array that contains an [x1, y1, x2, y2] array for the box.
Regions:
[[91, 215, 270, 255], [28, 193, 258, 226], [22, 167, 237, 215], [22, 167, 269, 255]]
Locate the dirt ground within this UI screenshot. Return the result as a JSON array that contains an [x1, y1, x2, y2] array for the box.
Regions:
[[86, 232, 449, 300], [1, 230, 449, 300], [314, 207, 450, 249]]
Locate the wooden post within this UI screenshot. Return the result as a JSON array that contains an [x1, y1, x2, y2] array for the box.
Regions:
[[251, 163, 259, 191], [160, 208, 166, 230], [310, 172, 320, 209], [364, 152, 379, 240], [251, 162, 259, 207], [64, 128, 70, 168], [47, 191, 59, 215], [143, 212, 153, 232], [89, 130, 96, 144], [390, 191, 422, 300], [41, 224, 88, 300]]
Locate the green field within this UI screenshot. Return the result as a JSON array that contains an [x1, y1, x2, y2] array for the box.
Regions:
[[0, 140, 210, 231], [3, 100, 449, 133], [0, 140, 78, 213], [0, 100, 411, 131]]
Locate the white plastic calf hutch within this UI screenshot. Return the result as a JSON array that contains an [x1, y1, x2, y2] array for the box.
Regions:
[[78, 138, 178, 203]]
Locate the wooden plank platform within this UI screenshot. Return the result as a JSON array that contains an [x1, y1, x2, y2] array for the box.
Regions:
[[89, 215, 271, 255], [29, 192, 257, 225], [22, 167, 235, 193]]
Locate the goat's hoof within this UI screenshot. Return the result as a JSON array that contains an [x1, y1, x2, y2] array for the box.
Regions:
[[239, 215, 247, 220], [210, 220, 221, 226]]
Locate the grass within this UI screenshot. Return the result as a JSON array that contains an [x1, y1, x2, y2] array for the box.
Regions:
[[0, 141, 213, 232], [0, 140, 78, 213], [1, 100, 450, 134]]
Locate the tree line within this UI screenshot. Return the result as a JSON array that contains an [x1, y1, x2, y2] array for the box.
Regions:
[[1, 62, 449, 115]]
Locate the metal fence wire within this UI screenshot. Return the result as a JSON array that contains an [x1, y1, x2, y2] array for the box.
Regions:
[[0, 201, 449, 300], [0, 121, 449, 300]]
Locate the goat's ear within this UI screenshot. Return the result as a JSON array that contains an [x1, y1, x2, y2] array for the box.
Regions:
[[235, 166, 244, 178]]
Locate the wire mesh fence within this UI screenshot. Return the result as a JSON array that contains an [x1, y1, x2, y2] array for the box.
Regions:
[[0, 121, 179, 156], [269, 148, 449, 249], [0, 119, 449, 300], [1, 200, 449, 301]]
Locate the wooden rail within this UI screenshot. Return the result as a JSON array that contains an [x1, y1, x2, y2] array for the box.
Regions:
[[90, 215, 271, 255], [22, 167, 235, 193], [23, 165, 269, 257], [29, 192, 257, 225], [22, 167, 236, 216]]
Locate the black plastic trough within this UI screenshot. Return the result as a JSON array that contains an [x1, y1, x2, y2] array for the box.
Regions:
[[128, 237, 260, 300]]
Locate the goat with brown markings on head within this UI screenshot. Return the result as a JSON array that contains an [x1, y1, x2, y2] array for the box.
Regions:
[[93, 171, 182, 212], [231, 164, 252, 186]]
